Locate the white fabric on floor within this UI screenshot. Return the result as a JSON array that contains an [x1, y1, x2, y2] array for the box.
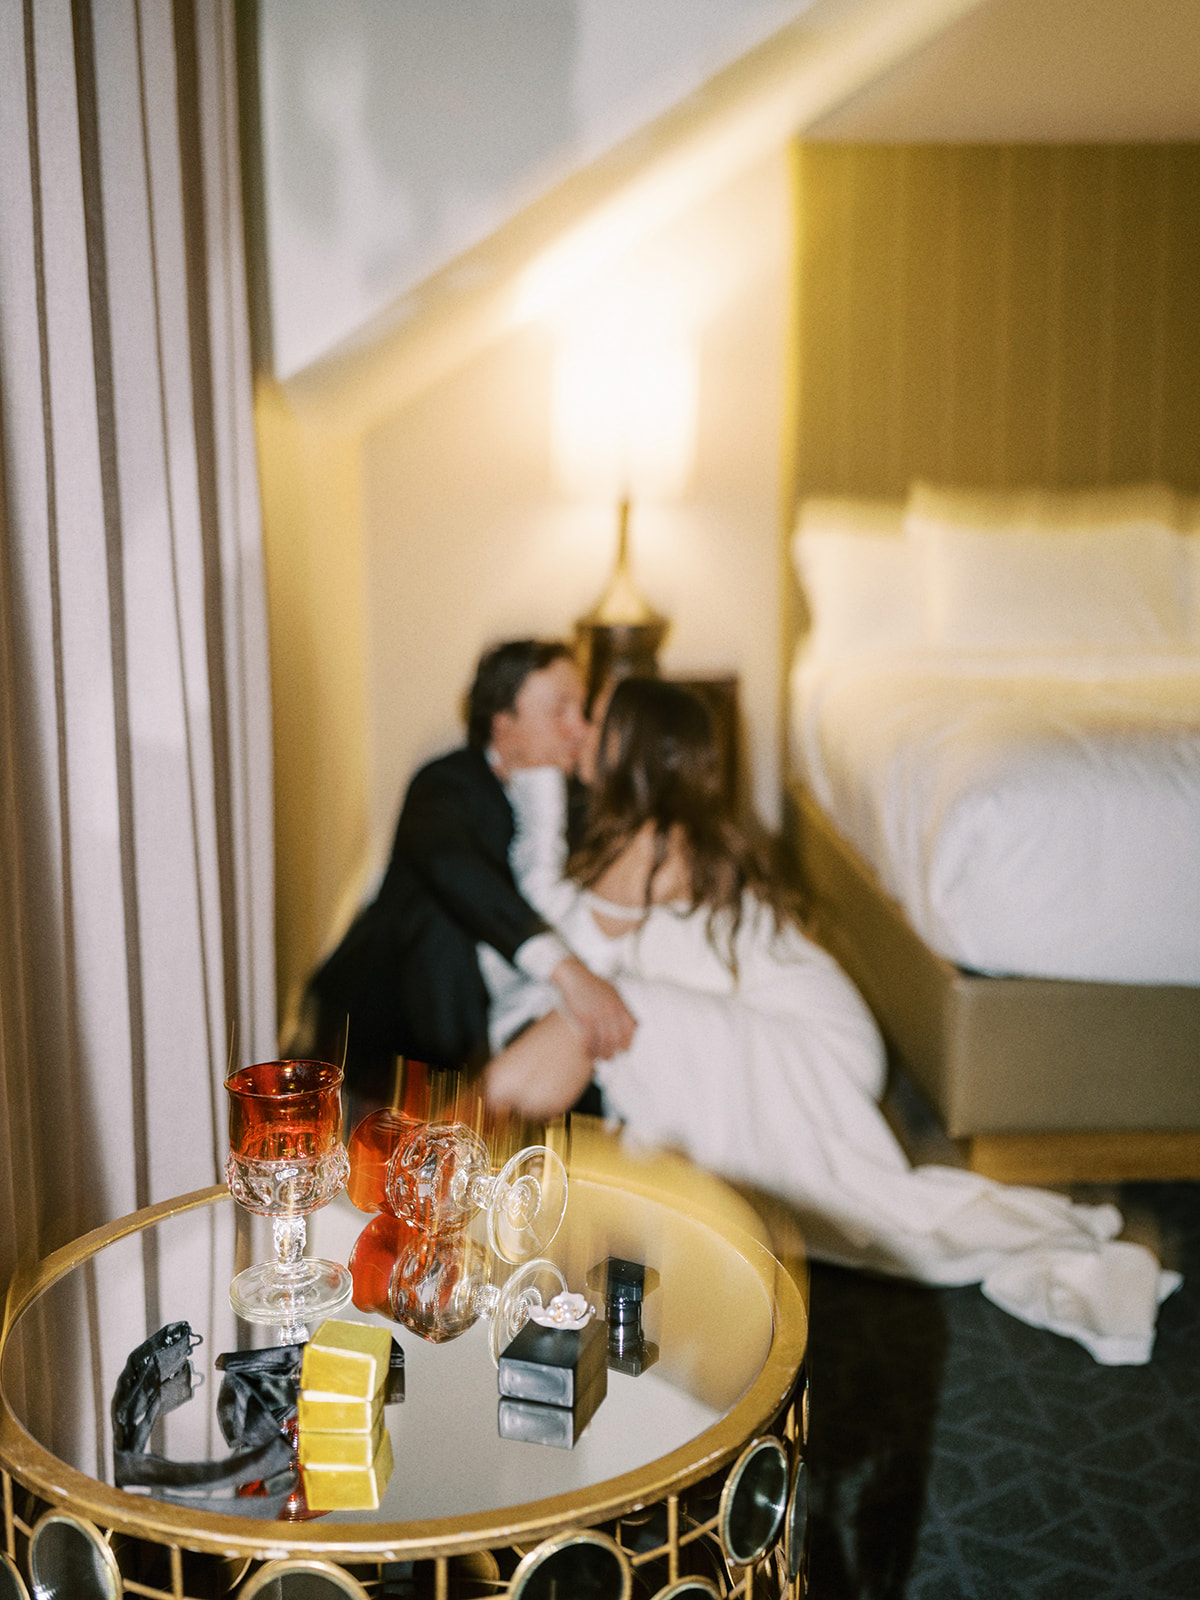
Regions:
[[499, 768, 1181, 1365]]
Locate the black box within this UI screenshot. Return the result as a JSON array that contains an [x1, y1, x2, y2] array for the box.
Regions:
[[497, 1367, 607, 1449], [497, 1316, 607, 1407], [588, 1256, 660, 1376]]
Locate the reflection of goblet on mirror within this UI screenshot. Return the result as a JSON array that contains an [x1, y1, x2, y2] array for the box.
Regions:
[[225, 1059, 352, 1328], [349, 1213, 566, 1360], [346, 1109, 568, 1264]]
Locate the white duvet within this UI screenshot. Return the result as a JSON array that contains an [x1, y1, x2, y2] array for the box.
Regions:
[[791, 649, 1200, 985]]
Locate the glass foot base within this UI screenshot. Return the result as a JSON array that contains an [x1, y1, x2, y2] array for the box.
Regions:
[[229, 1257, 352, 1327], [488, 1146, 568, 1264]]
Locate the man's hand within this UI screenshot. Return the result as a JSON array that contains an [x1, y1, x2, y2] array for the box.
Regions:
[[551, 956, 636, 1060]]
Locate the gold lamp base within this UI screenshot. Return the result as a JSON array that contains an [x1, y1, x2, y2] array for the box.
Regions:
[[575, 498, 670, 703]]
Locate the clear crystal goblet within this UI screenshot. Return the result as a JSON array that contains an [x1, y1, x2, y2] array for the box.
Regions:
[[348, 1211, 566, 1358], [225, 1058, 352, 1332], [346, 1109, 568, 1264]]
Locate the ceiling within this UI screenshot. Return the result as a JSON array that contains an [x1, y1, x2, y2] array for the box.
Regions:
[[806, 0, 1200, 141], [284, 0, 1200, 421]]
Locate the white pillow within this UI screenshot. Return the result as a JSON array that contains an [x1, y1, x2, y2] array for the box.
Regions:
[[791, 498, 922, 658], [906, 482, 1188, 652]]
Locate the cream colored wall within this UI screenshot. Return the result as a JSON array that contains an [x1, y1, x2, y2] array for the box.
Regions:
[[255, 381, 371, 1033], [261, 150, 796, 1025], [792, 144, 1200, 495], [361, 147, 795, 866]]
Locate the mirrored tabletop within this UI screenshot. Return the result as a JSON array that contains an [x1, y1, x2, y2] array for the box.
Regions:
[[0, 1118, 806, 1563]]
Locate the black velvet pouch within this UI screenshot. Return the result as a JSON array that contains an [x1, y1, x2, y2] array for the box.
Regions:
[[112, 1323, 300, 1496]]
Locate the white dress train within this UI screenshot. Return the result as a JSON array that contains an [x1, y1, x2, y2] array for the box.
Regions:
[[493, 769, 1181, 1365]]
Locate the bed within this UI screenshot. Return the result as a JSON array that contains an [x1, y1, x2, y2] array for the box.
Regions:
[[784, 482, 1200, 1182]]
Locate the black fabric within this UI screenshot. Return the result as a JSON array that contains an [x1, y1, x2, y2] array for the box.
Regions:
[[111, 1321, 200, 1457], [309, 747, 552, 1075], [112, 1326, 300, 1495]]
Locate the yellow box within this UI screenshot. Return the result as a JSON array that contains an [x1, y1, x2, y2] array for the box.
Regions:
[[301, 1426, 394, 1511], [298, 1410, 386, 1470], [301, 1319, 393, 1401], [297, 1390, 382, 1434]]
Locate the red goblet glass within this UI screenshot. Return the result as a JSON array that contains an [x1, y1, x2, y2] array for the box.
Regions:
[[225, 1058, 352, 1330], [346, 1108, 568, 1264], [348, 1213, 567, 1358]]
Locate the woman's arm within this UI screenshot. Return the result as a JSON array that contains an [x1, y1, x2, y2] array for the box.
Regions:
[[504, 765, 636, 1056], [482, 1009, 596, 1118], [506, 766, 577, 921]]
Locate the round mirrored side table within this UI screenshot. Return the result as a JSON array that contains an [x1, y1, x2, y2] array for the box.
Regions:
[[0, 1122, 808, 1597]]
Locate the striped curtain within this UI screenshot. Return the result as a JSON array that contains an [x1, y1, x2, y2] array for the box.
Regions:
[[0, 0, 275, 1294]]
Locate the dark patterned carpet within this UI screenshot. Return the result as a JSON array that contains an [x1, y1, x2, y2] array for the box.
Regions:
[[805, 1180, 1200, 1599]]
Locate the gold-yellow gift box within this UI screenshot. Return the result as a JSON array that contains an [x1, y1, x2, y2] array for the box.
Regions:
[[297, 1319, 395, 1510], [298, 1408, 387, 1469], [299, 1319, 393, 1415], [300, 1426, 394, 1511], [298, 1318, 391, 1433]]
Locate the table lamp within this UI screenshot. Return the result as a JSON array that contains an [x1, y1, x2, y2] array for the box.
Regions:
[[574, 495, 669, 701], [552, 309, 696, 702]]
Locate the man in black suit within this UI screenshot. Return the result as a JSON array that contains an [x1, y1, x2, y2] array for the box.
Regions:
[[306, 639, 635, 1099]]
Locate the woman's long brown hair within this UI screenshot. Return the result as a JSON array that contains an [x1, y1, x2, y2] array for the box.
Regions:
[[569, 677, 801, 970]]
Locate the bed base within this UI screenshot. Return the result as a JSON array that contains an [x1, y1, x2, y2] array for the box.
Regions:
[[964, 1130, 1200, 1185], [785, 782, 1200, 1184]]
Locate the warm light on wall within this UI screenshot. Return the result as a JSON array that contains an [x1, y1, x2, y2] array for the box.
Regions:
[[551, 310, 698, 502], [550, 294, 698, 694]]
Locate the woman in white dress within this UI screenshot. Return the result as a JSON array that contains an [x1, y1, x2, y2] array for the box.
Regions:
[[482, 679, 1179, 1364]]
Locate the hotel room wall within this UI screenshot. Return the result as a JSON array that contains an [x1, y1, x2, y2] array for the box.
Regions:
[[791, 144, 1200, 495], [359, 147, 794, 872], [255, 383, 371, 1029], [259, 149, 794, 1028]]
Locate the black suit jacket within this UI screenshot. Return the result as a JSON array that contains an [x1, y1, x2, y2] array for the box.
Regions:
[[309, 746, 551, 1073]]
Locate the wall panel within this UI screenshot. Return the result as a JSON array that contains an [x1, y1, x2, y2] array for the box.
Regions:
[[1161, 147, 1200, 486], [793, 144, 1200, 496]]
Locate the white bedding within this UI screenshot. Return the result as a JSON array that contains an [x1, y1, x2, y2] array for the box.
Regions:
[[791, 650, 1200, 985]]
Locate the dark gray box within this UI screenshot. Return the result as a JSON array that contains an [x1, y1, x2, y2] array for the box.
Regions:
[[497, 1316, 607, 1407], [497, 1368, 607, 1449]]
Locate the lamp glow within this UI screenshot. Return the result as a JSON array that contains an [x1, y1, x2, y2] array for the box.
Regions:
[[552, 320, 697, 502], [551, 300, 697, 695]]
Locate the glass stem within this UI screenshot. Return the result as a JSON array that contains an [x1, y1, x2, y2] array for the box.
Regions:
[[273, 1213, 306, 1270]]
